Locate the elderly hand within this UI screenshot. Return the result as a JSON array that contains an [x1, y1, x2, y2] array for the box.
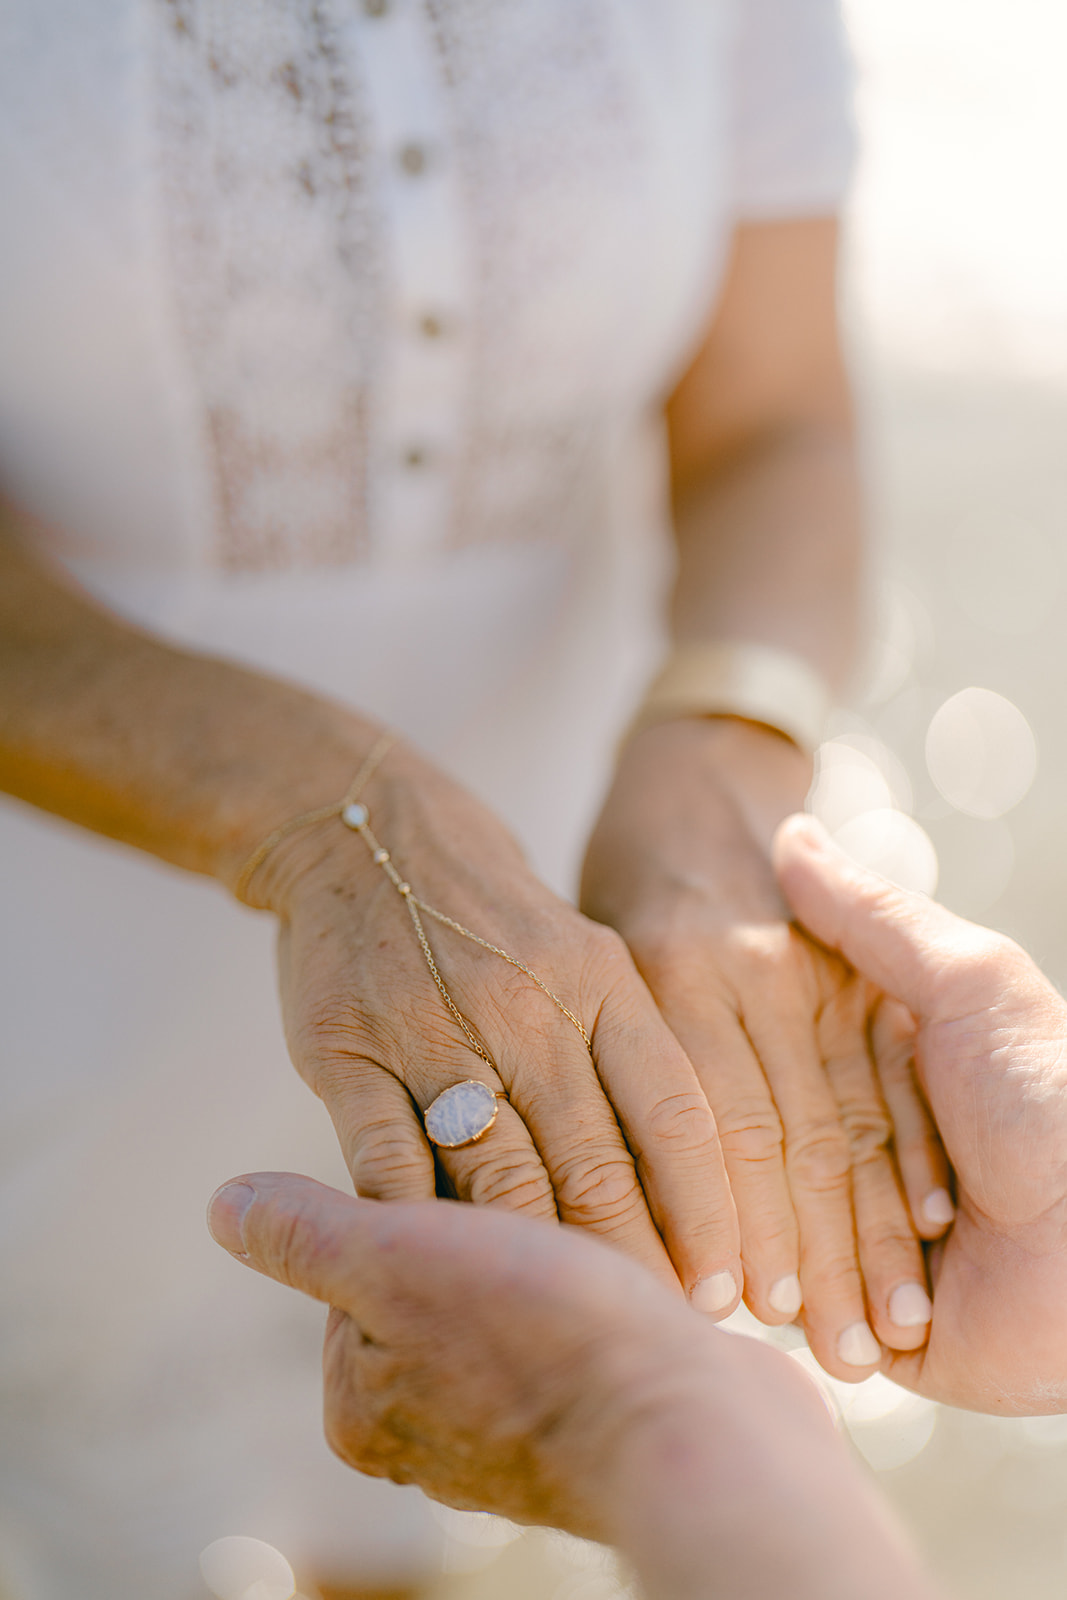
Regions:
[[582, 718, 950, 1380], [776, 813, 1067, 1413], [207, 1172, 941, 1599], [250, 733, 741, 1311]]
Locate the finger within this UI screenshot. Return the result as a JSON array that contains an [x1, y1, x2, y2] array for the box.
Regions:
[[495, 1006, 685, 1296], [317, 1059, 437, 1201], [870, 997, 955, 1238], [584, 982, 744, 1313], [742, 982, 880, 1380], [644, 972, 801, 1325], [313, 1002, 559, 1222], [773, 814, 981, 1018], [431, 1095, 559, 1222], [207, 1170, 381, 1314], [819, 980, 932, 1354]]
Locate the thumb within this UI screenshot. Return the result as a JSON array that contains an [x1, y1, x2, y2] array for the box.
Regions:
[[773, 814, 973, 1021], [207, 1171, 377, 1310]]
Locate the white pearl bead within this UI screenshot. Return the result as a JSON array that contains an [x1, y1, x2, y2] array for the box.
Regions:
[[341, 803, 369, 829]]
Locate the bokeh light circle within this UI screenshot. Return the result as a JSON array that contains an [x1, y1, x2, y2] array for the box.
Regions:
[[809, 742, 894, 831], [925, 687, 1037, 818], [199, 1537, 295, 1600], [833, 809, 939, 895], [786, 1352, 938, 1471]]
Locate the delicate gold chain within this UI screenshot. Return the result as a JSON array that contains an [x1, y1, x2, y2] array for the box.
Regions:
[[235, 732, 592, 1065], [234, 731, 397, 904]]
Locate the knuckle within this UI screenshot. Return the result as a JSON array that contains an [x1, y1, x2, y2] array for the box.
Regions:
[[350, 1131, 433, 1200], [875, 1037, 916, 1087], [551, 1148, 646, 1229], [841, 1105, 893, 1167], [293, 1024, 385, 1095], [584, 920, 632, 970], [630, 928, 699, 992], [787, 1122, 852, 1194], [642, 1089, 717, 1151], [719, 1104, 786, 1169], [464, 1152, 557, 1216]]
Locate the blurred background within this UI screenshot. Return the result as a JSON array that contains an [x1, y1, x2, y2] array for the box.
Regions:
[[804, 3, 1067, 1597], [198, 5, 1067, 1598]]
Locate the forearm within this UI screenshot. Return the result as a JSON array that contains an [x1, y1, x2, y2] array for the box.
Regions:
[[669, 418, 863, 693], [0, 513, 380, 891], [633, 422, 862, 853]]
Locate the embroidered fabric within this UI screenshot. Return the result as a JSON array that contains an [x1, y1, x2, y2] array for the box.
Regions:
[[142, 0, 853, 572]]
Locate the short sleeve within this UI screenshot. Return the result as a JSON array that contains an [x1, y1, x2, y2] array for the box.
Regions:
[[728, 0, 856, 220]]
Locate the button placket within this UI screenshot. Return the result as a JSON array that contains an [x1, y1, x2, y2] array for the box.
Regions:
[[348, 1, 471, 564]]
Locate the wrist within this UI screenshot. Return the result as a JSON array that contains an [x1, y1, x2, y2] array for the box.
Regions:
[[230, 728, 425, 915], [238, 733, 535, 923], [599, 1336, 937, 1600], [619, 716, 813, 852], [626, 641, 832, 757]]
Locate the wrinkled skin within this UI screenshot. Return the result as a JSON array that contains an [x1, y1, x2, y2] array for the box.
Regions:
[[207, 1176, 741, 1533], [260, 740, 741, 1311], [207, 1170, 942, 1600], [776, 814, 1067, 1413]]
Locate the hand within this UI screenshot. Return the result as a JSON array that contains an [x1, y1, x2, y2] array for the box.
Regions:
[[253, 733, 741, 1309], [582, 718, 950, 1379], [775, 813, 1067, 1412], [207, 1172, 941, 1599]]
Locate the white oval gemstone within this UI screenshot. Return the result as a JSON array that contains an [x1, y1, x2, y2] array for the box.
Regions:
[[424, 1080, 499, 1148], [341, 802, 368, 829]]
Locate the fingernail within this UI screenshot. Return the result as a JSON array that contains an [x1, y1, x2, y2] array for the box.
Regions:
[[767, 1273, 803, 1316], [838, 1321, 881, 1367], [691, 1270, 738, 1315], [207, 1182, 255, 1257], [889, 1282, 933, 1328], [923, 1188, 955, 1227]]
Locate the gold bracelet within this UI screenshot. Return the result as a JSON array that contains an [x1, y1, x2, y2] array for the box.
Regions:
[[624, 642, 832, 757], [233, 730, 399, 905], [234, 730, 592, 1150]]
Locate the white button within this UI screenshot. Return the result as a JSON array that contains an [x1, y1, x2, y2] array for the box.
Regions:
[[397, 141, 430, 176], [417, 311, 450, 339]]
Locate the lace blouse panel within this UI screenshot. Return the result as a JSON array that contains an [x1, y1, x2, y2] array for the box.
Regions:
[[155, 0, 385, 571]]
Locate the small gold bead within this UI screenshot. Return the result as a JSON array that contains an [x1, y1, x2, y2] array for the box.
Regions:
[[373, 848, 390, 864], [398, 882, 411, 896]]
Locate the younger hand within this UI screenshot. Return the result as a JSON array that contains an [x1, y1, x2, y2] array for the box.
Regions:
[[582, 718, 948, 1379], [776, 813, 1067, 1412]]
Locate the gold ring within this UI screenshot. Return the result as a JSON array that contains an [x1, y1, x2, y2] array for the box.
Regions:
[[424, 1080, 506, 1149]]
